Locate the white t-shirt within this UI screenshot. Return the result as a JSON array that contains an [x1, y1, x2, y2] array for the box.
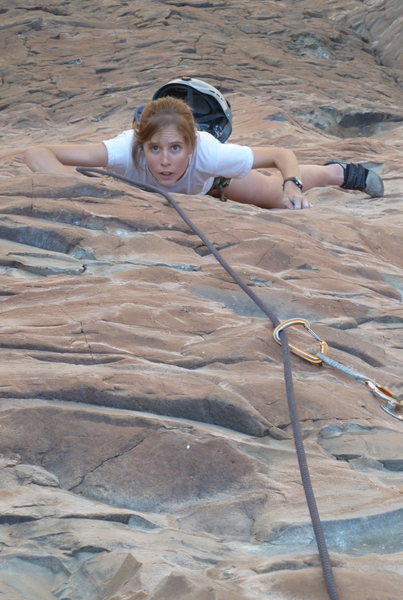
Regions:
[[102, 130, 254, 195]]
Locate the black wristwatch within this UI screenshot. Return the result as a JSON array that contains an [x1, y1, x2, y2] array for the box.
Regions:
[[283, 177, 303, 191]]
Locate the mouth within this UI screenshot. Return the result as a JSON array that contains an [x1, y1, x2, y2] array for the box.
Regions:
[[157, 171, 178, 184]]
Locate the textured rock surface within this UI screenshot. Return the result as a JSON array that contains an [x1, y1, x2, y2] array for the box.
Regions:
[[1, 1, 402, 599]]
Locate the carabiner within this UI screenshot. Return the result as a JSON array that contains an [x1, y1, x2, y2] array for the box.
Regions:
[[365, 380, 403, 421], [273, 318, 402, 421], [273, 318, 329, 364]]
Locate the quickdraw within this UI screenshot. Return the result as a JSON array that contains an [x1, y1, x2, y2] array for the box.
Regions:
[[273, 318, 402, 421]]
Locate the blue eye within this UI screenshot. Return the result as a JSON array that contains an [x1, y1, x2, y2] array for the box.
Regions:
[[171, 144, 181, 152]]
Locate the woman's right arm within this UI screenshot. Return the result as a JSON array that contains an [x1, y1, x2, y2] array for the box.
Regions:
[[23, 143, 108, 174]]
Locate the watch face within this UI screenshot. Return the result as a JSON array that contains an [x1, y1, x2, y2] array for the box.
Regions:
[[284, 177, 303, 190]]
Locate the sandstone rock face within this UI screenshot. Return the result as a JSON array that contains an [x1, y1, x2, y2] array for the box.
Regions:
[[1, 1, 402, 599]]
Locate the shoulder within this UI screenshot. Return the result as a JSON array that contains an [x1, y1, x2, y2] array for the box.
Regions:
[[194, 131, 224, 163], [103, 129, 135, 147], [102, 129, 136, 170], [197, 131, 220, 144], [195, 131, 253, 178], [196, 131, 222, 150]]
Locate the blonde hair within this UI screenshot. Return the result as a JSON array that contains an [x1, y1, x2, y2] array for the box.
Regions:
[[132, 97, 197, 165]]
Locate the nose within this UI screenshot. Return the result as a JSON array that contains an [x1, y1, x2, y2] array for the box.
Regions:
[[160, 149, 170, 165]]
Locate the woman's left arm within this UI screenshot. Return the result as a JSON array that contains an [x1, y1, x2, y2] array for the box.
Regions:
[[251, 146, 301, 175], [250, 146, 310, 209]]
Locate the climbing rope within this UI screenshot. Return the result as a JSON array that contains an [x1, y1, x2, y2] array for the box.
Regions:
[[77, 167, 341, 599]]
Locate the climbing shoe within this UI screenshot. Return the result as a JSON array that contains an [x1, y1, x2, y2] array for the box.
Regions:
[[325, 160, 384, 198]]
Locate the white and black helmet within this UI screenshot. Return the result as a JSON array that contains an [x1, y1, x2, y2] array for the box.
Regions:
[[134, 76, 233, 143]]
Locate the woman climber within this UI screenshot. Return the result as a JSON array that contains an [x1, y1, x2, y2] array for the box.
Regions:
[[23, 76, 384, 210]]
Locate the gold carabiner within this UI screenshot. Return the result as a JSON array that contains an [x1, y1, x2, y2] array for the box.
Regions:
[[365, 380, 403, 421], [273, 319, 402, 421], [273, 318, 329, 364]]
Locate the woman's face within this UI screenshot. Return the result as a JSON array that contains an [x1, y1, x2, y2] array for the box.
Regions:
[[143, 125, 191, 187]]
